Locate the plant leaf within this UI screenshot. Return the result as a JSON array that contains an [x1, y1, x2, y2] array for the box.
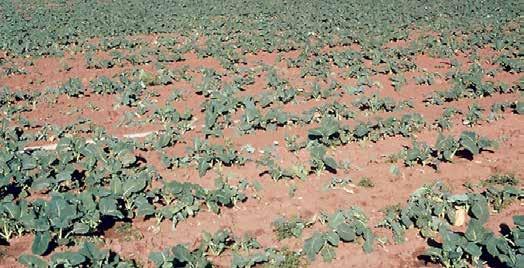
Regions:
[[18, 254, 47, 268], [303, 232, 325, 261], [320, 244, 336, 262], [335, 223, 356, 242], [32, 232, 52, 255], [460, 131, 479, 155]]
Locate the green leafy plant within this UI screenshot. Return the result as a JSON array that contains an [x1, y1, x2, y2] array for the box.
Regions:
[[156, 178, 246, 228], [481, 174, 519, 187], [425, 64, 515, 105], [89, 76, 123, 95], [353, 94, 397, 112], [414, 72, 435, 85], [19, 242, 137, 267], [149, 243, 211, 268], [163, 138, 246, 176], [60, 78, 85, 97], [303, 207, 374, 262], [232, 248, 303, 268], [239, 99, 290, 134], [272, 217, 307, 240], [402, 131, 497, 168], [308, 117, 348, 146], [379, 181, 522, 246], [433, 108, 460, 130], [308, 144, 338, 174], [202, 229, 234, 256], [463, 103, 484, 126], [390, 73, 406, 91], [424, 215, 524, 268], [284, 135, 307, 152], [257, 150, 296, 181]]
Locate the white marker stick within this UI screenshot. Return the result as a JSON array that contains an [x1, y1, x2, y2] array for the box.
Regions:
[[21, 131, 158, 152]]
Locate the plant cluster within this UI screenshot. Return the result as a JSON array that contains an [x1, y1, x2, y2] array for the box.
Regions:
[[303, 207, 374, 262], [402, 131, 497, 168], [19, 242, 137, 267], [162, 138, 246, 176], [425, 215, 523, 268], [379, 181, 522, 245]]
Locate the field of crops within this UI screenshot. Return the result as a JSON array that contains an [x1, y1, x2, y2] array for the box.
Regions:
[[0, 0, 523, 267]]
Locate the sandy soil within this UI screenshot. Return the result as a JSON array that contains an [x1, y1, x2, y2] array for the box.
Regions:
[[0, 34, 522, 267]]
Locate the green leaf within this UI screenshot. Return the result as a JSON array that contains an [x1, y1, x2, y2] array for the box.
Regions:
[[484, 235, 499, 256], [465, 220, 485, 242], [50, 252, 86, 266], [303, 232, 325, 261], [354, 123, 370, 138], [18, 254, 47, 268], [99, 197, 124, 219], [122, 178, 147, 197], [478, 137, 494, 150], [34, 218, 50, 232], [363, 238, 374, 253], [362, 229, 374, 253], [513, 215, 524, 227], [320, 244, 336, 262], [118, 151, 136, 167], [460, 131, 479, 155], [391, 222, 406, 243], [110, 178, 123, 195], [72, 222, 90, 234], [308, 128, 323, 137], [435, 133, 458, 161], [335, 223, 356, 242], [134, 196, 155, 217], [173, 244, 192, 263], [198, 159, 210, 177], [321, 118, 340, 137], [79, 242, 107, 262], [515, 102, 524, 114], [149, 251, 169, 267], [323, 156, 338, 170], [32, 232, 51, 255], [389, 164, 400, 176], [464, 242, 482, 259], [470, 199, 489, 223], [328, 212, 345, 229], [231, 254, 247, 268], [424, 247, 443, 259], [324, 231, 340, 246]]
